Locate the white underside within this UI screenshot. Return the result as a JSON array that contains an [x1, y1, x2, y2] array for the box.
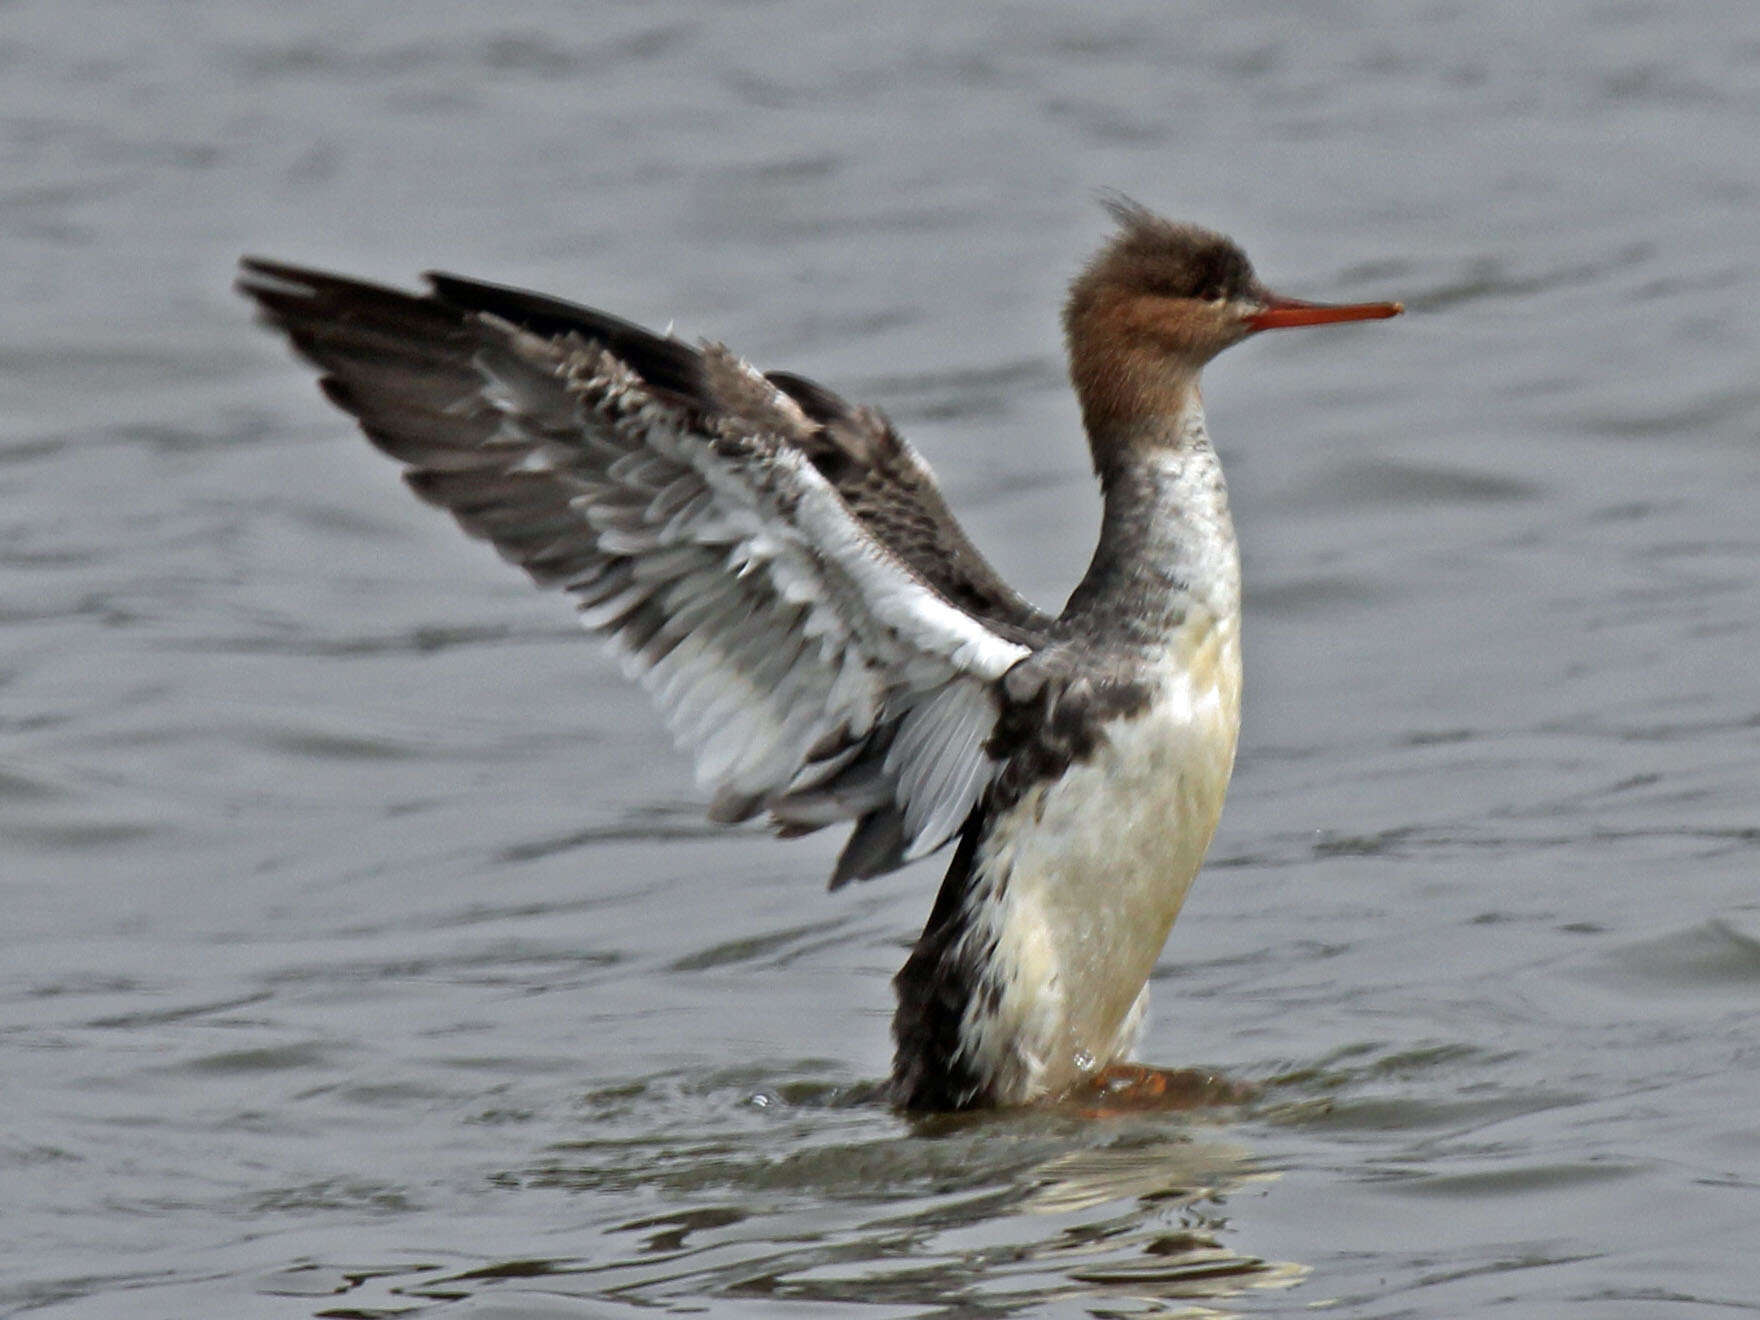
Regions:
[[955, 621, 1241, 1104]]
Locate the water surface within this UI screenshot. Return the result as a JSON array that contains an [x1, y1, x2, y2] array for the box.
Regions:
[[5, 2, 1759, 1315]]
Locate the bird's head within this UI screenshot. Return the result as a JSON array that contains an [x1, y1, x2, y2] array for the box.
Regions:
[[1064, 198, 1401, 442]]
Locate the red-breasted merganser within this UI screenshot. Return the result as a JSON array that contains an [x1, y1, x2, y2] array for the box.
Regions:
[[239, 200, 1400, 1111]]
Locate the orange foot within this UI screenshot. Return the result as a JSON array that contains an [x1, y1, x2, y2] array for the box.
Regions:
[[1065, 1063, 1257, 1116]]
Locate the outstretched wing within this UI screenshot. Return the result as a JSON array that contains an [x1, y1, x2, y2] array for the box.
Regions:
[[239, 259, 1050, 883], [417, 270, 1055, 643]]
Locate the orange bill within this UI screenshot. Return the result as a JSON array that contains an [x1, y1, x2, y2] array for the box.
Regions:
[[1246, 294, 1403, 331]]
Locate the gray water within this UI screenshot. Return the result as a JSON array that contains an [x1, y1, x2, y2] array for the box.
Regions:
[[5, 2, 1759, 1316]]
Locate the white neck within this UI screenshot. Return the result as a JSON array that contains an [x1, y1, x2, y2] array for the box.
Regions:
[[1061, 401, 1241, 648]]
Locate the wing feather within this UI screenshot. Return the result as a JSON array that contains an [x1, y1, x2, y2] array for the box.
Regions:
[[239, 258, 1049, 881]]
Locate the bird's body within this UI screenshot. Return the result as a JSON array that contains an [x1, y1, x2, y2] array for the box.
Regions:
[[239, 201, 1398, 1111], [891, 416, 1243, 1108]]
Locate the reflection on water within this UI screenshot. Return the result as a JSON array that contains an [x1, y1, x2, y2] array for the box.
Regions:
[[256, 1078, 1305, 1317]]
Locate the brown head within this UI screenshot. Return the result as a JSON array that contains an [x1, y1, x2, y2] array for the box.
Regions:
[[1064, 199, 1401, 459]]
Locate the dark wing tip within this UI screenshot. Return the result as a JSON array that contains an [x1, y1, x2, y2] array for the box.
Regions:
[[238, 254, 313, 284], [235, 255, 319, 318], [422, 269, 708, 405], [236, 255, 381, 304]]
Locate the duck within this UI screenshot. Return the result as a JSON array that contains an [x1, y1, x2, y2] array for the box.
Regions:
[[238, 199, 1401, 1110]]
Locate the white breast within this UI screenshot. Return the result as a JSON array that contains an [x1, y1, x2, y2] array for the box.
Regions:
[[954, 620, 1241, 1104]]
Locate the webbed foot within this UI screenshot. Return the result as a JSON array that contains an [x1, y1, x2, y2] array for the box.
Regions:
[[1065, 1063, 1255, 1115]]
